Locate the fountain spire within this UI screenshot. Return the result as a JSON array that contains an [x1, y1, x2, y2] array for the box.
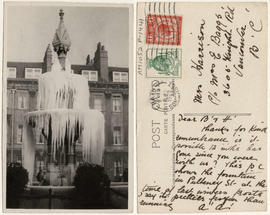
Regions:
[[52, 9, 71, 70]]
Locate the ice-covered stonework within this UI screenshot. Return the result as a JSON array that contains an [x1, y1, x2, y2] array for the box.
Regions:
[[23, 10, 105, 185], [24, 55, 104, 185]]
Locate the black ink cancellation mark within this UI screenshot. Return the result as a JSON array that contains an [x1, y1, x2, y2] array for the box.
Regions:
[[149, 79, 180, 112]]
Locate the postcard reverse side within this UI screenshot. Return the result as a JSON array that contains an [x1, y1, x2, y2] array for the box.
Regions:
[[137, 2, 267, 213]]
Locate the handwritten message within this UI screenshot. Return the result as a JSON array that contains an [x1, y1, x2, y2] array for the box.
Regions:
[[139, 113, 267, 211]]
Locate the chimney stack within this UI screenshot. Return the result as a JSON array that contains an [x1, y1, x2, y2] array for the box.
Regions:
[[94, 42, 108, 81]]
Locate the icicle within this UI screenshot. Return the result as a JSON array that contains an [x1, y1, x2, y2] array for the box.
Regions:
[[25, 109, 105, 165], [24, 52, 105, 185], [37, 71, 89, 110], [23, 119, 36, 184]]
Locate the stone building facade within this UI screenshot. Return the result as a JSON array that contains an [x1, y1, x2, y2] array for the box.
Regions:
[[6, 41, 129, 182]]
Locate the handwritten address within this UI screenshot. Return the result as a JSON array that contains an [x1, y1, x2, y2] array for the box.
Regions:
[[192, 6, 264, 105]]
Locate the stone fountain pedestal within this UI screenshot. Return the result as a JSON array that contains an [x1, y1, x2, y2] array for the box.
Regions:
[[45, 152, 76, 186], [46, 164, 76, 186], [46, 164, 63, 186]]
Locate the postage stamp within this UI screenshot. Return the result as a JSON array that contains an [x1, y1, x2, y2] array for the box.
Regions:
[[146, 48, 181, 78], [149, 79, 180, 113], [146, 14, 182, 45]]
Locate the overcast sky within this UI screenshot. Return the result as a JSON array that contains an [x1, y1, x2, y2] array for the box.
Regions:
[[5, 4, 129, 67]]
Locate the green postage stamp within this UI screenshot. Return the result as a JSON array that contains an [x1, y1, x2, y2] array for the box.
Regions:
[[146, 48, 182, 78]]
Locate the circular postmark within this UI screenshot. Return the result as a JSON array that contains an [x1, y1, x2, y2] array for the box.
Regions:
[[149, 79, 180, 112]]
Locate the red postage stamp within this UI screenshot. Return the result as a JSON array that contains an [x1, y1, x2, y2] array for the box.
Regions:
[[146, 14, 182, 46]]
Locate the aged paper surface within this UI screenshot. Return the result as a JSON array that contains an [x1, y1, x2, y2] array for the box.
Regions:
[[2, 1, 133, 212], [137, 2, 267, 213]]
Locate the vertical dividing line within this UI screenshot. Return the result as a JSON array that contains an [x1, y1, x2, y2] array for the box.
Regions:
[[172, 113, 175, 186]]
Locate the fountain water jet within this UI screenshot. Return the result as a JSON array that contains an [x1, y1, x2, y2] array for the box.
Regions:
[[23, 9, 105, 185]]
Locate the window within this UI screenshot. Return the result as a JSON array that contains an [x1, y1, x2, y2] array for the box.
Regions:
[[89, 71, 98, 81], [94, 96, 103, 111], [34, 68, 41, 77], [113, 126, 121, 145], [114, 160, 123, 177], [82, 70, 89, 80], [121, 72, 128, 82], [112, 95, 122, 112], [17, 94, 27, 109], [82, 70, 98, 81], [113, 72, 121, 82], [7, 67, 17, 78], [17, 125, 23, 143], [25, 68, 32, 78], [7, 89, 15, 108], [113, 71, 128, 82], [25, 68, 42, 79]]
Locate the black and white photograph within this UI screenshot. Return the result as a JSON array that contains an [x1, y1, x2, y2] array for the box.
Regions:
[[3, 2, 133, 211]]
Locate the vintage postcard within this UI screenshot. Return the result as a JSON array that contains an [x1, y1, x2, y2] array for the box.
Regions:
[[2, 1, 133, 212], [137, 2, 267, 213]]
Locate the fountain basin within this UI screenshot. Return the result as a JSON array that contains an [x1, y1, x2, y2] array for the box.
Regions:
[[16, 184, 128, 209]]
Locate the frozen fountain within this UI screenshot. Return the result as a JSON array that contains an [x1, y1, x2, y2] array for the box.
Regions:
[[23, 9, 105, 186]]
